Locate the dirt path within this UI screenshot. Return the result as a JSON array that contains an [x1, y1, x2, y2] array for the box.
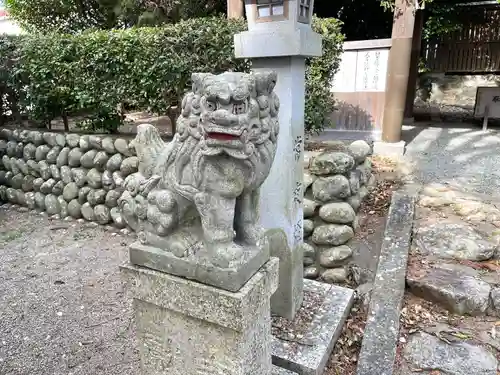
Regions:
[[0, 205, 140, 375]]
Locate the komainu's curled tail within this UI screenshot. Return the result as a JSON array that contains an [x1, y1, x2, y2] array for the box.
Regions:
[[131, 124, 166, 179]]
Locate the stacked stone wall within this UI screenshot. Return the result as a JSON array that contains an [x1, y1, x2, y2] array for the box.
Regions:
[[0, 129, 137, 227], [302, 140, 374, 283]]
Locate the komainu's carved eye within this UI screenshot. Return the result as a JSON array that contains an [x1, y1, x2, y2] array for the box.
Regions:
[[206, 100, 216, 112], [233, 102, 246, 115]]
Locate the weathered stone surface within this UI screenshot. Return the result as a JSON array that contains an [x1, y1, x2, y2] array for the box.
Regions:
[[68, 148, 83, 167], [79, 135, 90, 151], [0, 170, 6, 185], [94, 204, 111, 224], [122, 259, 279, 375], [81, 202, 95, 221], [312, 175, 351, 202], [2, 155, 10, 170], [106, 153, 122, 172], [63, 182, 79, 201], [33, 178, 44, 192], [319, 245, 352, 268], [309, 152, 355, 176], [17, 159, 29, 175], [321, 268, 347, 283], [407, 263, 491, 316], [21, 175, 35, 192], [491, 287, 500, 316], [34, 192, 45, 210], [349, 170, 361, 195], [6, 141, 18, 157], [0, 128, 12, 140], [357, 192, 416, 375], [67, 199, 82, 218], [56, 146, 70, 167], [102, 137, 116, 154], [49, 164, 60, 180], [101, 170, 114, 190], [268, 228, 304, 320], [356, 159, 372, 186], [347, 193, 362, 212], [112, 171, 124, 188], [66, 133, 80, 148], [35, 145, 50, 162], [0, 140, 6, 156], [4, 171, 13, 185], [16, 190, 26, 206], [6, 187, 16, 203], [120, 156, 138, 176], [78, 186, 91, 204], [10, 157, 19, 175], [401, 332, 497, 375], [348, 140, 371, 164], [25, 192, 36, 209], [10, 173, 23, 189], [23, 143, 37, 160], [40, 178, 56, 194], [72, 168, 87, 187], [55, 133, 66, 147], [304, 219, 314, 237], [86, 168, 102, 189], [89, 135, 102, 150], [105, 189, 121, 208], [93, 151, 108, 171], [52, 180, 64, 196], [303, 198, 318, 218], [87, 189, 106, 206], [26, 160, 39, 177], [43, 132, 57, 146], [414, 222, 496, 261], [46, 146, 61, 164], [272, 281, 354, 375], [60, 166, 72, 184], [319, 202, 356, 224], [304, 265, 319, 279], [80, 149, 97, 168], [58, 195, 68, 217], [44, 194, 60, 215], [30, 131, 43, 146], [312, 224, 354, 246], [110, 207, 125, 228], [114, 138, 132, 156], [0, 185, 7, 201], [303, 172, 316, 190]]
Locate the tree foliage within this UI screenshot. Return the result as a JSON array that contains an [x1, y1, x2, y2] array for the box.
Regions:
[[0, 16, 344, 133]]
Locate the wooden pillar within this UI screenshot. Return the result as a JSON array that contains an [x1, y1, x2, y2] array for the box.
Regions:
[[227, 0, 244, 18], [381, 0, 417, 142], [404, 10, 424, 121]]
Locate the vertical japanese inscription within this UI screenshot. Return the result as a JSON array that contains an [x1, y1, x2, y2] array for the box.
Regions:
[[293, 181, 303, 205], [293, 220, 303, 243], [293, 135, 303, 162]]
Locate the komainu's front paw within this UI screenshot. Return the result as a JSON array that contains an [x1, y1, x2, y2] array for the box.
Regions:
[[207, 241, 245, 269], [237, 224, 264, 246]]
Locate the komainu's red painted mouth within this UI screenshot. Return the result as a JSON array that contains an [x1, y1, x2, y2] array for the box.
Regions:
[[207, 132, 239, 141]]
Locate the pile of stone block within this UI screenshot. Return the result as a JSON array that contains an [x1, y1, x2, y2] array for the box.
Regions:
[[302, 140, 374, 283], [0, 128, 136, 227]]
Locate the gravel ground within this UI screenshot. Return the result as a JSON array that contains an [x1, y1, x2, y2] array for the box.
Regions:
[[0, 206, 139, 375], [403, 124, 500, 198]]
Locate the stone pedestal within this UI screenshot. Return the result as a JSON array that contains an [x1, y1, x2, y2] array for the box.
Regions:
[[121, 258, 279, 375]]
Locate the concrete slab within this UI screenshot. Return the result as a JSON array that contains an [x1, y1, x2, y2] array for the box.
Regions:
[[373, 140, 406, 157], [272, 280, 355, 375], [356, 191, 416, 375]]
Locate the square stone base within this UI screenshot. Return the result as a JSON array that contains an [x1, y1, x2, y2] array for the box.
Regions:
[[271, 280, 355, 375], [121, 258, 279, 375], [129, 240, 270, 292]]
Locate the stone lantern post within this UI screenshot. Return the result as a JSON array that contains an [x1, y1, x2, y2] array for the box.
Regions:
[[234, 0, 322, 319]]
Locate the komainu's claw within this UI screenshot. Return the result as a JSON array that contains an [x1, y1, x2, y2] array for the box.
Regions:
[[139, 175, 161, 196]]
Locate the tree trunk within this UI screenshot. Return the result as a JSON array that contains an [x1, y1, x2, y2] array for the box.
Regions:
[[227, 0, 244, 19], [62, 112, 69, 132]]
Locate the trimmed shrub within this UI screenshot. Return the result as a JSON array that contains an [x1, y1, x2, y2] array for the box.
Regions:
[[0, 16, 344, 133]]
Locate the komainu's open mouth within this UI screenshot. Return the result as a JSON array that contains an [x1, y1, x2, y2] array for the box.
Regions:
[[207, 132, 240, 141]]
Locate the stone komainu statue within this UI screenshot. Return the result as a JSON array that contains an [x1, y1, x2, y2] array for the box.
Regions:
[[118, 71, 279, 268]]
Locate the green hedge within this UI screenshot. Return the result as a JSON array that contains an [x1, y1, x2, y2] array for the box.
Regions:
[[0, 16, 344, 133]]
